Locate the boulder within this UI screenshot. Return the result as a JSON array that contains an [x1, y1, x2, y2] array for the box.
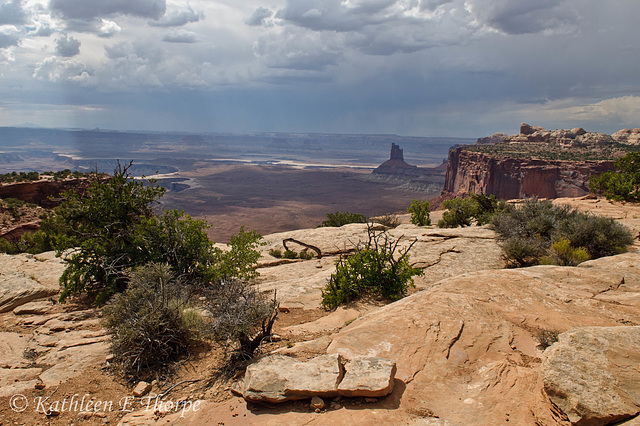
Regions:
[[338, 357, 396, 397], [243, 354, 343, 402], [242, 354, 397, 403], [542, 326, 640, 425]]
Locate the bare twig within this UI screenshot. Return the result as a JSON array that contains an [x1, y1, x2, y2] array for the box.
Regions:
[[157, 379, 202, 399]]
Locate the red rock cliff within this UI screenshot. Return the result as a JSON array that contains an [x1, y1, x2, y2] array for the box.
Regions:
[[442, 147, 614, 199], [0, 178, 94, 208]]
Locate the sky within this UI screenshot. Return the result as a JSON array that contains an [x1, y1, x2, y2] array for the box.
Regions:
[[1, 0, 639, 138]]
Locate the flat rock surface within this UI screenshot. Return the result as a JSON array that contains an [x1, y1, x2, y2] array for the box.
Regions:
[[315, 250, 640, 425], [542, 326, 640, 425], [256, 223, 504, 309], [0, 251, 63, 313]]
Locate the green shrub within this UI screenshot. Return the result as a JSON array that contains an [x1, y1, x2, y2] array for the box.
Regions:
[[501, 236, 544, 267], [470, 193, 507, 225], [321, 225, 423, 309], [590, 152, 640, 201], [282, 249, 298, 259], [557, 212, 635, 258], [142, 209, 218, 284], [320, 211, 367, 227], [102, 263, 203, 378], [437, 197, 478, 228], [407, 200, 431, 226], [268, 248, 282, 258], [298, 249, 314, 260], [491, 199, 633, 267], [212, 226, 262, 282], [0, 229, 54, 255], [436, 193, 506, 228]]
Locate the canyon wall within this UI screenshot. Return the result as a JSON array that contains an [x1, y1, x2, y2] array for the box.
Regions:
[[0, 178, 94, 208], [442, 147, 614, 199]]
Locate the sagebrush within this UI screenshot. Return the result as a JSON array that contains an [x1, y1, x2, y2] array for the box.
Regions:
[[491, 198, 633, 267], [102, 263, 203, 378]]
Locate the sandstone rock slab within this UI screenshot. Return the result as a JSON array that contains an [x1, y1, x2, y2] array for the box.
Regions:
[[242, 353, 398, 403], [12, 299, 55, 315], [37, 341, 109, 387], [0, 275, 58, 313], [542, 326, 640, 425], [243, 354, 343, 402], [338, 357, 396, 397], [0, 367, 42, 397]]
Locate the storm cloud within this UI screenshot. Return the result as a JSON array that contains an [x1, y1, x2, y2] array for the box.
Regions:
[[0, 0, 27, 25], [55, 34, 81, 57], [0, 0, 639, 137], [49, 0, 166, 21]]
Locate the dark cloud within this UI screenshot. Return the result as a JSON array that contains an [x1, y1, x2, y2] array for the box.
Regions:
[[245, 7, 273, 26], [149, 6, 204, 27], [0, 0, 27, 25], [465, 0, 578, 34], [162, 29, 198, 43], [275, 0, 378, 32], [0, 29, 21, 49], [55, 34, 81, 57], [49, 0, 166, 21], [419, 0, 453, 12]]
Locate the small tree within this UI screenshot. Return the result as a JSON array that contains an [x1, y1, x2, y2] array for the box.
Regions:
[[45, 162, 263, 305], [52, 162, 165, 304], [407, 199, 431, 226], [590, 152, 640, 201], [437, 197, 478, 228], [212, 226, 263, 282]]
